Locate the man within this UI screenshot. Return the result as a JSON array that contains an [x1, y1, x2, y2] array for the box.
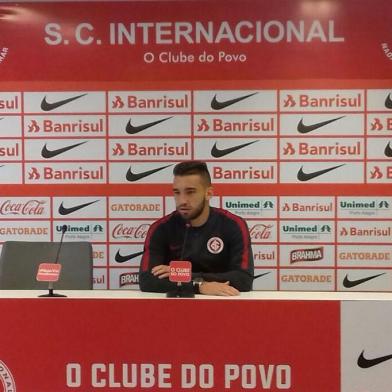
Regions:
[[139, 160, 254, 296]]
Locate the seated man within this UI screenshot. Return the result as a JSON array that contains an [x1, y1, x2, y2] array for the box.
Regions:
[[139, 160, 254, 296]]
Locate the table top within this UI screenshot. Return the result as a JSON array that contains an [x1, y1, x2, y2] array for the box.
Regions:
[[0, 290, 391, 301]]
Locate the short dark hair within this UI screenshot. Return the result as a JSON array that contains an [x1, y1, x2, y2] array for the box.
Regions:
[[173, 160, 211, 185]]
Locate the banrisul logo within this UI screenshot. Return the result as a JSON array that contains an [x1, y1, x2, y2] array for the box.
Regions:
[[0, 360, 16, 392], [0, 48, 8, 64]]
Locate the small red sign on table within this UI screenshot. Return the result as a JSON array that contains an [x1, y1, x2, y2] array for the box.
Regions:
[[169, 260, 192, 283], [36, 263, 61, 282]]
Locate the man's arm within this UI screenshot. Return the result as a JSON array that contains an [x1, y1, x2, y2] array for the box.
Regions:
[[200, 269, 253, 291], [139, 220, 193, 293], [201, 216, 254, 292]]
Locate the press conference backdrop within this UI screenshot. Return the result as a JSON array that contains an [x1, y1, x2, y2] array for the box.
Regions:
[[0, 0, 391, 291]]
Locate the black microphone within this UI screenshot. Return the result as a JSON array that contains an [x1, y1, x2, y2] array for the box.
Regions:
[[54, 224, 67, 264], [180, 221, 191, 260]]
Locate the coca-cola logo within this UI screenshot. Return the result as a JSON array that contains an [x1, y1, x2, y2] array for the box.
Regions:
[[112, 223, 150, 239], [0, 199, 46, 216], [249, 224, 273, 240]]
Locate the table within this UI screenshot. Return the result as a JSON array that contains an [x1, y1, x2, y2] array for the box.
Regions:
[[0, 290, 391, 391]]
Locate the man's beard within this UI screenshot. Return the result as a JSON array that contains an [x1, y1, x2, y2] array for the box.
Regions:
[[178, 197, 206, 221]]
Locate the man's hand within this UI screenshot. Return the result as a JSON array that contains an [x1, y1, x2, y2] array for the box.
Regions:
[[199, 281, 239, 296], [151, 265, 170, 279]]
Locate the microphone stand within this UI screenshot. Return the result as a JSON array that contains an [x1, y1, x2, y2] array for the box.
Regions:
[[39, 225, 68, 298], [166, 281, 194, 298], [40, 281, 66, 298]]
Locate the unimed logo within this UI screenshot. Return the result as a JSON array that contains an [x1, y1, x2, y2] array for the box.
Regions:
[[0, 360, 16, 392], [340, 199, 390, 210]]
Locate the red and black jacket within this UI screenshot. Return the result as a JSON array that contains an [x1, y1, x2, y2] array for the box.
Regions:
[[139, 207, 254, 292]]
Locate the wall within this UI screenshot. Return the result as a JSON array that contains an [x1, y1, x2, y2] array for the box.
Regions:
[[0, 0, 391, 290]]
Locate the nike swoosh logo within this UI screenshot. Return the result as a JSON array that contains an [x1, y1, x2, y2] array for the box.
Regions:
[[254, 272, 270, 280], [211, 92, 257, 110], [58, 200, 99, 215], [41, 141, 87, 158], [41, 93, 87, 111], [115, 250, 144, 263], [126, 164, 172, 182], [126, 116, 172, 134], [358, 350, 392, 368], [297, 116, 345, 134], [297, 164, 345, 181], [385, 93, 392, 109], [211, 140, 258, 158], [384, 142, 392, 158], [343, 272, 385, 288]]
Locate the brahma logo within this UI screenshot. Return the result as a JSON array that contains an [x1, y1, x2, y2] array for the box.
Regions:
[[0, 48, 8, 64], [290, 247, 324, 264], [0, 360, 16, 392], [119, 272, 139, 287]]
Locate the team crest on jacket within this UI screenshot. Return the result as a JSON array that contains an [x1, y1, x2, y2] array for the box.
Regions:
[[207, 237, 224, 254]]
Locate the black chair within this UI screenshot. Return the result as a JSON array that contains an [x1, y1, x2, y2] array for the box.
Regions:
[[0, 241, 93, 290]]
